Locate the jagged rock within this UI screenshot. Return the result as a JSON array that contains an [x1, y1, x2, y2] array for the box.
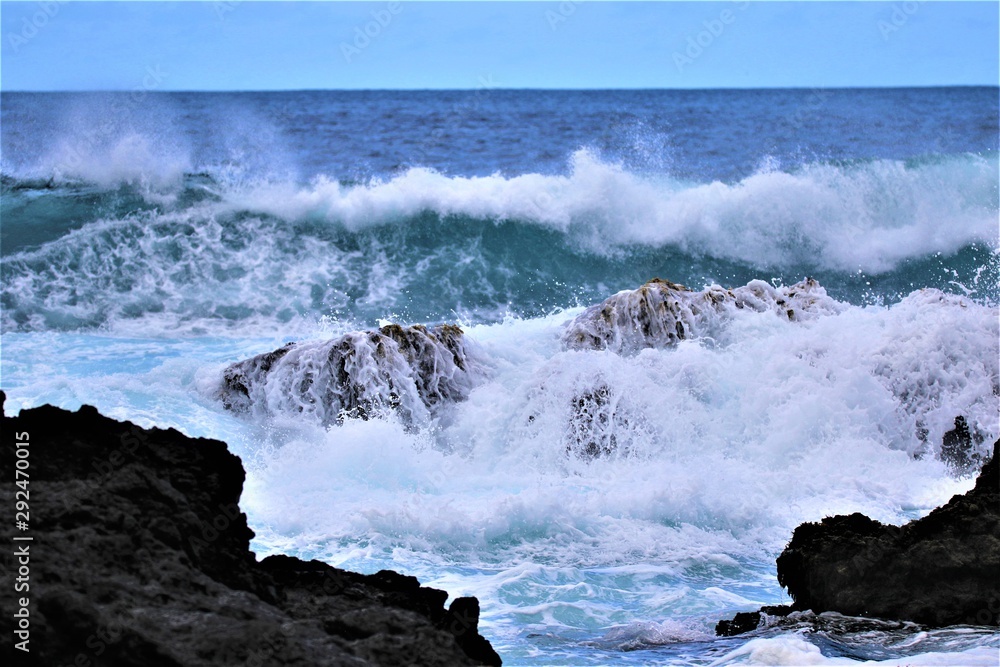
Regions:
[[717, 609, 924, 639], [941, 415, 986, 473], [0, 393, 501, 666], [562, 277, 842, 353], [715, 606, 793, 636], [774, 439, 999, 628], [715, 611, 763, 637], [717, 442, 999, 635], [221, 323, 481, 426], [567, 384, 618, 459], [558, 277, 840, 459]]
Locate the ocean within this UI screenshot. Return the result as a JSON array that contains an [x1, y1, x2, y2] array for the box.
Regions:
[[2, 87, 998, 665]]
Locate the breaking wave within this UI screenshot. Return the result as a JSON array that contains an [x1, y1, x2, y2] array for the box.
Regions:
[[2, 150, 997, 334]]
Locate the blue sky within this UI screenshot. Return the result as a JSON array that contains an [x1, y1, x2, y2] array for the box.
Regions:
[[1, 1, 997, 90]]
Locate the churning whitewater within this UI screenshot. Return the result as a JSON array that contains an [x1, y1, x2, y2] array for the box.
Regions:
[[2, 88, 998, 665]]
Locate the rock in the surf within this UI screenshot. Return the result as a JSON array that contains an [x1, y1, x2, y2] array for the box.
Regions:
[[0, 392, 501, 666], [717, 440, 999, 636], [566, 383, 623, 460], [774, 438, 1000, 628], [221, 323, 482, 425], [941, 415, 988, 473], [715, 606, 793, 636], [562, 277, 842, 353]]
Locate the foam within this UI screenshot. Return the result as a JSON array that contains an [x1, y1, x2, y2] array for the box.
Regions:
[[0, 208, 367, 336], [3, 286, 997, 664], [237, 288, 997, 567], [709, 636, 1000, 666], [3, 148, 997, 335], [238, 149, 999, 273]]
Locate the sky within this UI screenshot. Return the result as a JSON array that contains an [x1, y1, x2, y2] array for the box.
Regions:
[[1, 1, 997, 90]]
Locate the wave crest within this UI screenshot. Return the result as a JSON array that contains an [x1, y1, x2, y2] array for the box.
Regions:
[[239, 149, 999, 273]]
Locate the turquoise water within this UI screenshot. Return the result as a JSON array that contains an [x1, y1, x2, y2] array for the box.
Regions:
[[2, 88, 998, 664]]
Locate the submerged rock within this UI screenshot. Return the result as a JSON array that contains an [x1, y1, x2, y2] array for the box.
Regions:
[[562, 277, 842, 353], [558, 277, 842, 459], [0, 393, 501, 666], [941, 415, 987, 473], [866, 289, 999, 460], [221, 323, 481, 426], [567, 384, 618, 459]]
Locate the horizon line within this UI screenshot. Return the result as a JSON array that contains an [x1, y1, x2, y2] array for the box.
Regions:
[[2, 84, 998, 94]]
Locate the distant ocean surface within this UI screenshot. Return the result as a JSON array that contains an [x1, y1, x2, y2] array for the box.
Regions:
[[2, 88, 999, 665]]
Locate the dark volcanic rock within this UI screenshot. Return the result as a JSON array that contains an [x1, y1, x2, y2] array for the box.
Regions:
[[715, 606, 793, 637], [774, 439, 1000, 628], [715, 611, 763, 637], [941, 415, 987, 473], [0, 392, 501, 666]]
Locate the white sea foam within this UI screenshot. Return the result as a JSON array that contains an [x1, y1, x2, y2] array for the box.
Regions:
[[710, 635, 1000, 666], [3, 148, 996, 335], [237, 149, 999, 273], [216, 286, 997, 650], [0, 208, 374, 335], [221, 282, 998, 465], [2, 281, 997, 665]]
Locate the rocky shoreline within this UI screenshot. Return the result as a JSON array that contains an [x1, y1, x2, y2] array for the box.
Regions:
[[718, 438, 1000, 636], [0, 392, 501, 666], [2, 386, 995, 662]]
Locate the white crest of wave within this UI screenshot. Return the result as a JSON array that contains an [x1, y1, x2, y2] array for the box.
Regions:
[[239, 149, 999, 273]]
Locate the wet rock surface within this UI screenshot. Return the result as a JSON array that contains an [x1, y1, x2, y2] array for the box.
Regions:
[[221, 323, 481, 426], [562, 277, 842, 354], [941, 415, 988, 473], [715, 606, 793, 637], [718, 440, 1000, 635], [0, 392, 501, 666]]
